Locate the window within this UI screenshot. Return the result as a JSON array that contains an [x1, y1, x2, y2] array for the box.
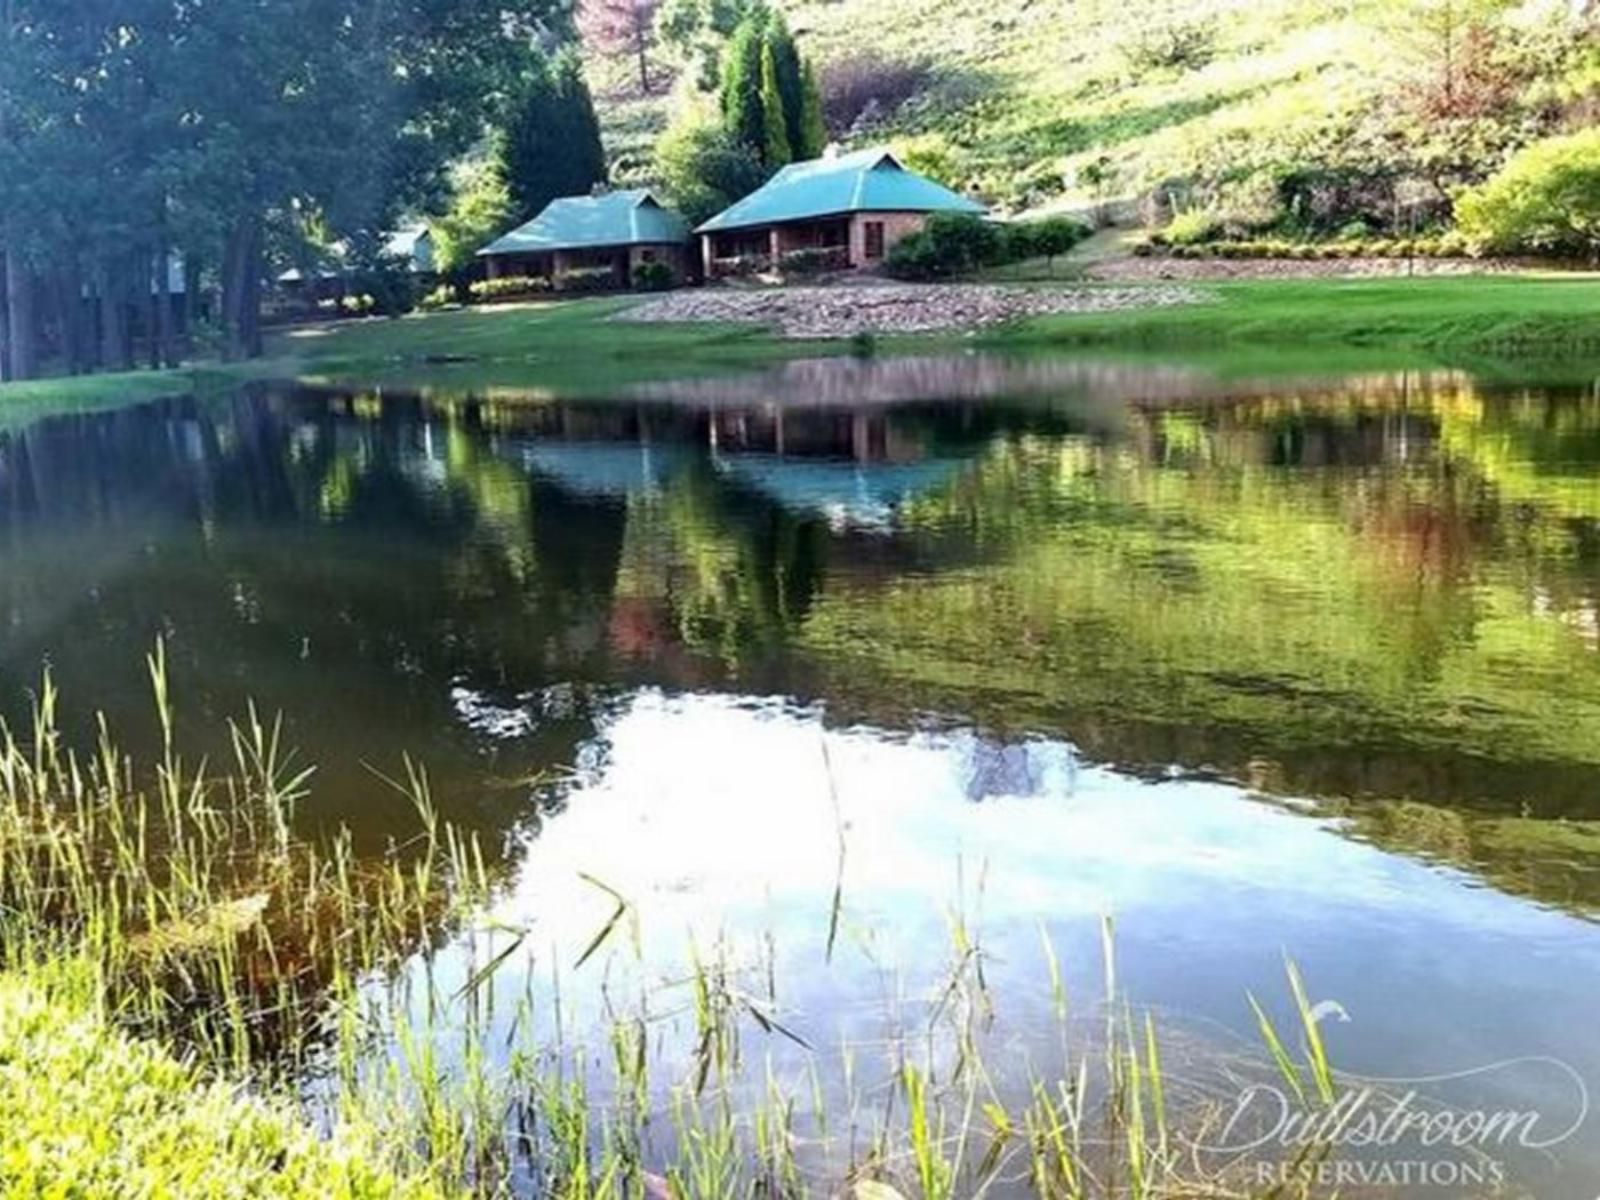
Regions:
[[864, 221, 885, 260], [640, 249, 656, 263]]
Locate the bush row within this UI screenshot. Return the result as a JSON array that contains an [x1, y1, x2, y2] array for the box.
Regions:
[[467, 275, 552, 303], [885, 214, 1091, 280], [1136, 235, 1481, 261]]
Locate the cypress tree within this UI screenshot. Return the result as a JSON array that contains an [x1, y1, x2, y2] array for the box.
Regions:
[[763, 13, 805, 158], [501, 51, 608, 222], [799, 60, 827, 159], [719, 15, 767, 155], [759, 41, 791, 167]]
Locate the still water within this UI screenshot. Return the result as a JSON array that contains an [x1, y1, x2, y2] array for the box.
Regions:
[[4, 354, 1600, 1195]]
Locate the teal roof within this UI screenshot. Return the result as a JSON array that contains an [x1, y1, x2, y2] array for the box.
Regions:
[[479, 190, 689, 256], [696, 148, 985, 234]]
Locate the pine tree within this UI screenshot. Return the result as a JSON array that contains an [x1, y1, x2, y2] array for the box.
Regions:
[[759, 41, 791, 167], [799, 59, 827, 159]]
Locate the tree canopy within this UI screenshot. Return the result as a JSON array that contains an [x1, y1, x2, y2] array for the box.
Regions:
[[499, 50, 609, 224], [0, 0, 562, 380]]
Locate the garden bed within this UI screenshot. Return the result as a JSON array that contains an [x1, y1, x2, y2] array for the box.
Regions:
[[1087, 255, 1537, 282]]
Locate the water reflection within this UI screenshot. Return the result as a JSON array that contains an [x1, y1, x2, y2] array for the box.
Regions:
[[5, 354, 1600, 1190]]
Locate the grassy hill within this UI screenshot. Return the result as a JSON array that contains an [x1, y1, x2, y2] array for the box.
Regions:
[[594, 0, 1598, 226]]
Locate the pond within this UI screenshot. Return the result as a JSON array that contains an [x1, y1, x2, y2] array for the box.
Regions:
[[3, 353, 1600, 1196]]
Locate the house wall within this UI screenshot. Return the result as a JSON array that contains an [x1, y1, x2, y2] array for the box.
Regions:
[[486, 245, 690, 288], [627, 243, 690, 282], [848, 212, 930, 267], [702, 213, 936, 277]]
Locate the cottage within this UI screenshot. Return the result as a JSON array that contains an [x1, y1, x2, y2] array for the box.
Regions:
[[695, 147, 986, 278], [383, 227, 436, 275], [477, 190, 692, 289]]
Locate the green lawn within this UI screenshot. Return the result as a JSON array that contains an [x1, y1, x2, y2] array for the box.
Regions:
[[277, 296, 836, 391], [0, 967, 443, 1199], [993, 275, 1600, 353]]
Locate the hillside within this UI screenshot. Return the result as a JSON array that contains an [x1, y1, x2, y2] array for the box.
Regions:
[[593, 0, 1599, 228]]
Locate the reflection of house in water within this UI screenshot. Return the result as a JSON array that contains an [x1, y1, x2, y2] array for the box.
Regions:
[[494, 399, 983, 527], [707, 406, 973, 528], [515, 443, 694, 499]]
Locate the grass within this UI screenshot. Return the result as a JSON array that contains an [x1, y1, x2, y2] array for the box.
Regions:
[[274, 297, 838, 392], [990, 275, 1600, 354], [0, 646, 1363, 1198], [0, 965, 442, 1199]]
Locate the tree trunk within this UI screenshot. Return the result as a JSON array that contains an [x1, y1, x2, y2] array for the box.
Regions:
[[57, 266, 89, 375], [152, 249, 173, 368], [221, 216, 264, 361], [0, 247, 9, 383], [4, 243, 35, 381], [99, 259, 132, 372], [177, 252, 200, 355]]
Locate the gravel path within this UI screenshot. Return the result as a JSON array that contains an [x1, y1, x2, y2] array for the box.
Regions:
[[615, 282, 1204, 339]]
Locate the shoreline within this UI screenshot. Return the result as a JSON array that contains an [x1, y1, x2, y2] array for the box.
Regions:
[[1, 275, 1597, 424]]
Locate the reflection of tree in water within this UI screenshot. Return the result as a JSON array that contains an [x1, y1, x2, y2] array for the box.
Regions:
[[6, 374, 1600, 912]]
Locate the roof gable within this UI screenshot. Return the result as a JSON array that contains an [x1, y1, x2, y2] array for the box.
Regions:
[[696, 148, 986, 233], [480, 190, 690, 256]]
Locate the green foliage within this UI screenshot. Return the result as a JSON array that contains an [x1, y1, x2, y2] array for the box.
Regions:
[[1, 0, 557, 377], [799, 61, 828, 159], [431, 157, 513, 278], [0, 971, 442, 1199], [764, 12, 807, 158], [886, 213, 1086, 278], [656, 0, 759, 87], [500, 50, 608, 224], [719, 15, 769, 155], [760, 42, 793, 167], [778, 247, 850, 275], [717, 7, 820, 168], [1003, 215, 1091, 262], [468, 275, 552, 303], [656, 108, 770, 225], [633, 260, 678, 289], [418, 284, 458, 311], [1163, 209, 1223, 246], [556, 265, 619, 292], [1456, 127, 1600, 258], [1155, 234, 1475, 259], [885, 213, 1006, 279]]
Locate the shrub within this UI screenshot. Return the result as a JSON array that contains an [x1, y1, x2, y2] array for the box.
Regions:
[[1163, 209, 1222, 246], [885, 213, 1005, 279], [418, 284, 456, 311], [556, 266, 618, 293], [778, 247, 849, 276], [468, 275, 551, 303], [633, 261, 677, 290], [656, 111, 769, 227], [712, 253, 770, 277], [1004, 215, 1091, 263], [1456, 128, 1600, 259]]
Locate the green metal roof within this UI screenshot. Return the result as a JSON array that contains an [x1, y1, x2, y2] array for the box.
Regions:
[[696, 148, 986, 234], [478, 190, 689, 256]]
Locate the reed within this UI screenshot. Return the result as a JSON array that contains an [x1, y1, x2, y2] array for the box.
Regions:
[[0, 649, 1363, 1199]]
